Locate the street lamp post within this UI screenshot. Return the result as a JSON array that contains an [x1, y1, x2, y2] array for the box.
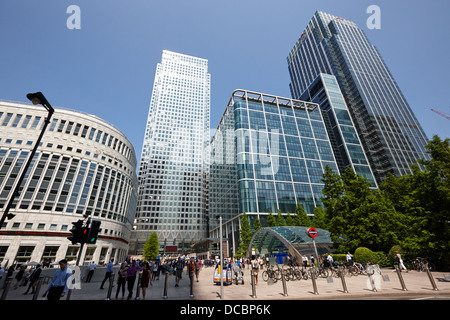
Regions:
[[219, 216, 223, 299], [0, 92, 54, 229]]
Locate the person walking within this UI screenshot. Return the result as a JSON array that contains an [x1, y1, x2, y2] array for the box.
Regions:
[[346, 252, 354, 266], [251, 255, 260, 285], [326, 253, 334, 268], [194, 258, 202, 282], [151, 261, 158, 281], [187, 258, 195, 281], [140, 263, 152, 300], [302, 255, 308, 268], [100, 259, 114, 289], [115, 263, 127, 299], [126, 260, 142, 300], [174, 257, 184, 287], [395, 251, 408, 272], [310, 254, 315, 267], [14, 265, 26, 289], [24, 264, 42, 294], [86, 262, 96, 282], [42, 259, 71, 300]]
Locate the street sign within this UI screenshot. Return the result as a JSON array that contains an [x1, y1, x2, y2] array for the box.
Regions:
[[307, 227, 318, 238]]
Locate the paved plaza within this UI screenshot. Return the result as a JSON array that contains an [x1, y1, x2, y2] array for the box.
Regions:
[[2, 264, 450, 301]]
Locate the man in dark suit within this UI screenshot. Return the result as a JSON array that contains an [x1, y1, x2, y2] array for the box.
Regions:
[[24, 264, 42, 294]]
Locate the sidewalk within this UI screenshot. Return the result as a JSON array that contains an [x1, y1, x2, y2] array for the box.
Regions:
[[2, 265, 450, 300]]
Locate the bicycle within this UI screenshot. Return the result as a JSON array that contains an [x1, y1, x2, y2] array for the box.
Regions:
[[347, 263, 360, 276], [311, 263, 330, 278], [262, 265, 281, 283], [410, 257, 436, 272]]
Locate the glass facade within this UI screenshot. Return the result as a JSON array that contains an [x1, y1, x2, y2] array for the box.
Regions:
[[287, 11, 429, 184], [131, 50, 210, 254], [209, 90, 340, 236], [300, 73, 377, 187]]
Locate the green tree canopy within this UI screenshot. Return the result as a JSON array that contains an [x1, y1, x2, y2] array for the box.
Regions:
[[320, 136, 450, 269], [237, 212, 252, 256], [276, 209, 286, 226], [294, 203, 311, 227], [143, 232, 159, 261], [285, 212, 295, 226], [253, 216, 262, 232], [312, 206, 327, 229], [267, 210, 276, 227], [381, 135, 450, 268]]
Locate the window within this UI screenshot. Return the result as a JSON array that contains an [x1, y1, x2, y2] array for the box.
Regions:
[[2, 113, 13, 126], [15, 246, 35, 263], [11, 114, 23, 127], [66, 121, 74, 134], [21, 115, 32, 128], [31, 117, 41, 129]]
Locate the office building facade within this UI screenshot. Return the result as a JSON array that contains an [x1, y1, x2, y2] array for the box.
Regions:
[[299, 73, 377, 187], [130, 50, 210, 255], [209, 89, 340, 256], [287, 11, 429, 184], [0, 100, 138, 266]]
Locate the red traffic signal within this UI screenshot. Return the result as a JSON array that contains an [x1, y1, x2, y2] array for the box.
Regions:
[[67, 220, 84, 244]]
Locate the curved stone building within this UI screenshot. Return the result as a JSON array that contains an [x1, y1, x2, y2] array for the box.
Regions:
[[0, 100, 138, 266]]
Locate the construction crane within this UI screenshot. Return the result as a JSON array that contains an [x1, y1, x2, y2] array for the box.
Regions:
[[431, 108, 450, 121]]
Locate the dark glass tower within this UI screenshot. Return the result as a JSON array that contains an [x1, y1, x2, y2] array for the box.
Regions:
[[287, 11, 429, 184]]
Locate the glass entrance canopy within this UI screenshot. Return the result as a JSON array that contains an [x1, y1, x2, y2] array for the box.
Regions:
[[248, 226, 333, 262]]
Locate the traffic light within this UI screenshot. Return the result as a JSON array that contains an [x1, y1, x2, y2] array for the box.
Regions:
[[80, 226, 89, 244], [68, 220, 84, 244], [86, 220, 101, 244]]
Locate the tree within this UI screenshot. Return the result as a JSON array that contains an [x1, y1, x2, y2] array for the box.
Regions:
[[321, 165, 344, 222], [267, 210, 276, 227], [312, 206, 327, 229], [143, 232, 159, 261], [322, 166, 404, 252], [237, 212, 252, 256], [294, 203, 311, 227], [381, 136, 450, 268], [276, 210, 286, 226], [285, 212, 295, 226], [253, 216, 262, 232]]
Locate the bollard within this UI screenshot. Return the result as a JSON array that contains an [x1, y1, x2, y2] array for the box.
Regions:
[[281, 270, 288, 297], [32, 276, 44, 300], [338, 267, 349, 293], [135, 272, 142, 300], [310, 268, 319, 295], [424, 263, 439, 291], [394, 265, 407, 291], [162, 272, 169, 299], [189, 272, 195, 298], [106, 273, 115, 300], [250, 270, 257, 298]]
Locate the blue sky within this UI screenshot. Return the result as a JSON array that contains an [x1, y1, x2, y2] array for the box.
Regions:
[[1, 0, 449, 163]]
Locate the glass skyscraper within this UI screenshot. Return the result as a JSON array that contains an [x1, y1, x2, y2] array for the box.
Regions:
[[130, 50, 210, 255], [299, 73, 377, 188], [287, 11, 429, 184], [209, 89, 340, 255]]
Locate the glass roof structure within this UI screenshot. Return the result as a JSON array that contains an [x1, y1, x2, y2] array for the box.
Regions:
[[249, 226, 333, 262]]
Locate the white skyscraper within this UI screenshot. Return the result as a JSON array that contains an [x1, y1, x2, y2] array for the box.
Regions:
[[130, 50, 210, 255]]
